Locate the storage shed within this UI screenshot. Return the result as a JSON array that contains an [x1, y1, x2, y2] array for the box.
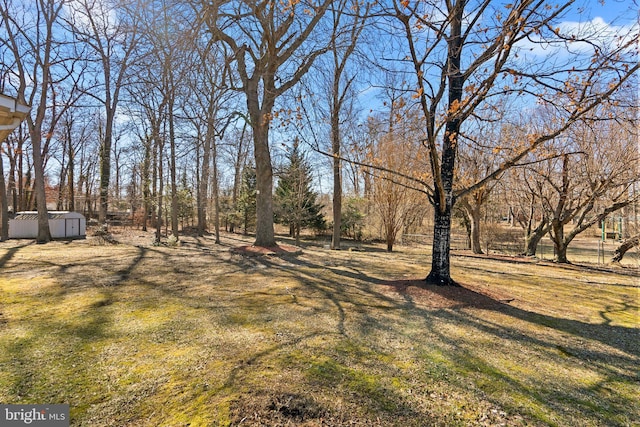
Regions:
[[9, 211, 86, 239]]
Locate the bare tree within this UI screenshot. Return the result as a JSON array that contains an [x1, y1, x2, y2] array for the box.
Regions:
[[183, 33, 236, 240], [509, 165, 551, 256], [379, 0, 639, 284], [326, 0, 369, 250], [221, 124, 252, 233], [126, 76, 166, 242], [202, 0, 337, 247], [1, 0, 81, 242], [542, 110, 638, 263], [66, 0, 140, 225], [371, 132, 428, 252], [53, 107, 94, 211]]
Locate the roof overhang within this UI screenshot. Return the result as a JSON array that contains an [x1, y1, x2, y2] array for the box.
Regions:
[[0, 93, 30, 142]]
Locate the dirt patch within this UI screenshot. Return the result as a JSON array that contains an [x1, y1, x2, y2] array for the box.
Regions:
[[232, 244, 303, 257], [381, 279, 512, 310], [229, 392, 332, 426]]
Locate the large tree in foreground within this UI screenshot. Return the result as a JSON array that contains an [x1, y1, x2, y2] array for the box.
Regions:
[[202, 0, 336, 247], [387, 0, 638, 284]]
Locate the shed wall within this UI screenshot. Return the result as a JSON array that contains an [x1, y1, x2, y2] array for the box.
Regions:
[[8, 219, 38, 238], [9, 213, 86, 239]]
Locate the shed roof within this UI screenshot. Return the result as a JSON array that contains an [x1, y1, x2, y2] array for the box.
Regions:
[[13, 211, 84, 220]]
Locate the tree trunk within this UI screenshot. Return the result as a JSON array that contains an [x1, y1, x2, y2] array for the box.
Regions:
[[523, 231, 544, 256], [330, 82, 342, 250], [212, 137, 221, 244], [550, 220, 569, 263], [425, 4, 462, 286], [244, 208, 249, 235], [141, 137, 151, 232], [83, 175, 91, 218], [17, 140, 24, 211], [230, 124, 248, 235], [169, 102, 179, 240], [98, 111, 114, 224], [56, 141, 67, 210], [331, 133, 342, 250], [0, 148, 9, 241], [426, 195, 455, 285], [523, 220, 549, 256], [251, 106, 276, 247], [32, 130, 51, 243], [198, 134, 210, 237], [68, 141, 75, 211], [460, 199, 483, 254], [610, 234, 639, 263], [469, 208, 482, 255], [8, 148, 17, 213], [155, 138, 164, 244]]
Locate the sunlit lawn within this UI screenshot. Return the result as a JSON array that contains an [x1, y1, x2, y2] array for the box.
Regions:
[[0, 232, 637, 426]]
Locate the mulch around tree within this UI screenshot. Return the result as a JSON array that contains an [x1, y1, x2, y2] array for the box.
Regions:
[[231, 244, 303, 257], [381, 279, 513, 310]]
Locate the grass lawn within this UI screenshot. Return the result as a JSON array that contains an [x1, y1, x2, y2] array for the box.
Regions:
[[0, 230, 637, 426]]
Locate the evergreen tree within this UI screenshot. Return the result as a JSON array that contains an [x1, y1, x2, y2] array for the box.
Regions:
[[235, 166, 257, 235], [274, 141, 325, 245]]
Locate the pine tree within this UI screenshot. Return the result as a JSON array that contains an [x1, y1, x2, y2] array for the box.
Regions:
[[274, 141, 325, 245], [235, 166, 257, 235]]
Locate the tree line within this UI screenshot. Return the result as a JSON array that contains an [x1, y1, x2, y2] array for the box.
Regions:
[[0, 0, 637, 285]]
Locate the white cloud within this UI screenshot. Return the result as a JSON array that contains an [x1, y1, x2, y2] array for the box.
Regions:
[[515, 16, 639, 59], [63, 0, 119, 37]]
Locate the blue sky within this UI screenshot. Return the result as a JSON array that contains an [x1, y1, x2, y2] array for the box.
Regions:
[[573, 0, 637, 24]]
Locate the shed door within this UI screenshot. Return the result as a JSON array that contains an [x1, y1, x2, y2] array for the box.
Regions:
[[66, 218, 80, 236]]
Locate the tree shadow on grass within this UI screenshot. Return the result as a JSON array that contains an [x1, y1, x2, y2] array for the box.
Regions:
[[4, 238, 635, 425], [0, 242, 33, 269], [381, 278, 639, 358], [262, 252, 638, 425]]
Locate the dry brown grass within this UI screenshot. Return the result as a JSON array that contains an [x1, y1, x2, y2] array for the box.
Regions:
[[0, 228, 637, 426]]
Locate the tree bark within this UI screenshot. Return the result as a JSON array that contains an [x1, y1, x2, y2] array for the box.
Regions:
[[523, 220, 549, 256], [523, 229, 544, 256], [550, 219, 569, 263], [31, 128, 51, 243], [469, 208, 482, 255], [197, 134, 210, 236], [610, 234, 639, 263], [425, 3, 463, 286], [155, 137, 164, 244], [459, 198, 483, 254], [427, 194, 455, 285], [98, 110, 114, 224], [331, 114, 342, 250], [68, 138, 75, 211], [141, 136, 151, 232], [212, 137, 221, 244], [249, 92, 276, 247], [168, 98, 179, 240]]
